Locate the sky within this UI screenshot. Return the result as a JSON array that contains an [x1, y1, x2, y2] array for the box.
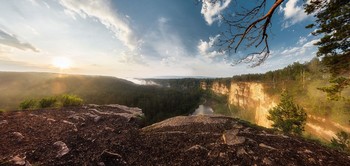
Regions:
[[0, 0, 320, 78]]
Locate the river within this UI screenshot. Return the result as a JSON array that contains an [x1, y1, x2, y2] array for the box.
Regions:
[[192, 105, 214, 115]]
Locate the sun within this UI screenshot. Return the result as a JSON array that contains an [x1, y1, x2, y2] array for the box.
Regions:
[[52, 57, 72, 69]]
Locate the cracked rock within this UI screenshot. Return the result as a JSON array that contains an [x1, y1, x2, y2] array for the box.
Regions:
[[0, 120, 8, 125], [9, 155, 31, 166], [259, 143, 276, 150], [100, 150, 127, 165], [186, 145, 208, 152], [53, 141, 70, 157], [12, 132, 24, 140], [222, 129, 245, 145]]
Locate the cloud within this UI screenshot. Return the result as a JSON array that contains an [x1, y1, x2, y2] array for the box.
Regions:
[[139, 17, 191, 64], [198, 35, 225, 58], [297, 36, 307, 45], [280, 0, 310, 28], [201, 0, 231, 25], [0, 29, 39, 52], [59, 0, 139, 50], [118, 51, 146, 65], [280, 39, 319, 57]]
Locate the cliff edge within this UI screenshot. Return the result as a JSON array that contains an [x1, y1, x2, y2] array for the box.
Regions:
[[1, 105, 349, 165]]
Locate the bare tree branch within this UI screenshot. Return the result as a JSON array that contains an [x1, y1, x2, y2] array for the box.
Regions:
[[202, 0, 285, 67]]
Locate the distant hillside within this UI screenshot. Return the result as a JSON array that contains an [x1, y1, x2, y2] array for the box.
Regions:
[[0, 72, 133, 110], [0, 72, 201, 124]]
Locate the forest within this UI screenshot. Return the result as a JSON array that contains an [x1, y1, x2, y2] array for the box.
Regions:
[[0, 72, 201, 124]]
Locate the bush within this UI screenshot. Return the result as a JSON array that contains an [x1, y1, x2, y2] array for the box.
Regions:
[[39, 97, 57, 108], [331, 131, 350, 151], [19, 94, 83, 110], [60, 94, 83, 107], [267, 91, 307, 135], [19, 99, 37, 110]]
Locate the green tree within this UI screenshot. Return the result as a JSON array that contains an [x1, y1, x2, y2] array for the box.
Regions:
[[267, 91, 307, 135], [305, 0, 350, 100]]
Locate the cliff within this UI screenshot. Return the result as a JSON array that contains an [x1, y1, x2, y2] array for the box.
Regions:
[[201, 80, 350, 141], [1, 105, 350, 165], [203, 81, 276, 128]]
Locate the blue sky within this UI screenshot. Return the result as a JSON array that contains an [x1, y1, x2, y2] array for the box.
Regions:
[[0, 0, 319, 78]]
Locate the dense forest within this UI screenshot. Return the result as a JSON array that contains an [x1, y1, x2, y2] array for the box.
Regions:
[[230, 58, 349, 124], [0, 72, 201, 124], [150, 58, 349, 126]]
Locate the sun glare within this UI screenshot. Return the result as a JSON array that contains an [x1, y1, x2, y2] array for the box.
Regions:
[[52, 57, 72, 69]]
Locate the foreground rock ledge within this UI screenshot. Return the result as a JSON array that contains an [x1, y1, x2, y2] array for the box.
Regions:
[[0, 105, 349, 166]]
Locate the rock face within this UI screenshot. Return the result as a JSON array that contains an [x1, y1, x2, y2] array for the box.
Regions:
[[1, 105, 350, 166], [202, 81, 276, 127]]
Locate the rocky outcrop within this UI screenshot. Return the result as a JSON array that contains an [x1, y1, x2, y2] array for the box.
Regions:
[[1, 105, 349, 165]]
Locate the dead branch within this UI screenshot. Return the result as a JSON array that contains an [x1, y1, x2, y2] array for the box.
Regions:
[[204, 0, 285, 66]]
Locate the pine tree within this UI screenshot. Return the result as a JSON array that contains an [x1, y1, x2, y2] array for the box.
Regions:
[[267, 91, 307, 135], [305, 0, 350, 100]]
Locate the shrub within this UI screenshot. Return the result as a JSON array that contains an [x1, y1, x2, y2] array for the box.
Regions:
[[60, 94, 83, 107], [331, 131, 350, 151], [19, 99, 37, 110], [38, 97, 57, 108], [19, 94, 83, 110], [267, 91, 307, 135]]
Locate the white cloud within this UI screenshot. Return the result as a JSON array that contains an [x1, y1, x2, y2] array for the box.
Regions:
[[297, 36, 307, 45], [280, 39, 319, 57], [280, 0, 310, 28], [198, 35, 225, 58], [118, 51, 146, 65], [201, 0, 231, 25], [140, 17, 190, 64], [161, 56, 177, 65], [0, 29, 39, 52], [59, 0, 139, 50]]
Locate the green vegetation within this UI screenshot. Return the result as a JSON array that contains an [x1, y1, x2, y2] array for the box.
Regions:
[[318, 77, 350, 101], [203, 59, 350, 125], [19, 99, 37, 110], [331, 131, 350, 152], [305, 0, 350, 100], [39, 97, 57, 108], [267, 91, 307, 135], [0, 72, 201, 124], [60, 94, 83, 107], [19, 94, 83, 110], [200, 91, 231, 116]]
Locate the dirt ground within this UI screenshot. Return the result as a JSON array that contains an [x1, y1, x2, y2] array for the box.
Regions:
[[1, 104, 349, 165]]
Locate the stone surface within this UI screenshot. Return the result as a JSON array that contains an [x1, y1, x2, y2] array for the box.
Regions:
[[222, 129, 246, 145], [53, 141, 69, 158], [0, 104, 350, 166]]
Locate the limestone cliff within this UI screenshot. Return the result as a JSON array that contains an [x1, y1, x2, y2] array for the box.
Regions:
[[202, 80, 350, 141], [203, 81, 276, 127], [228, 82, 276, 127], [210, 82, 230, 95]]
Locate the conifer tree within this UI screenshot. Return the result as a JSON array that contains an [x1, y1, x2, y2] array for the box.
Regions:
[[267, 91, 307, 135]]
